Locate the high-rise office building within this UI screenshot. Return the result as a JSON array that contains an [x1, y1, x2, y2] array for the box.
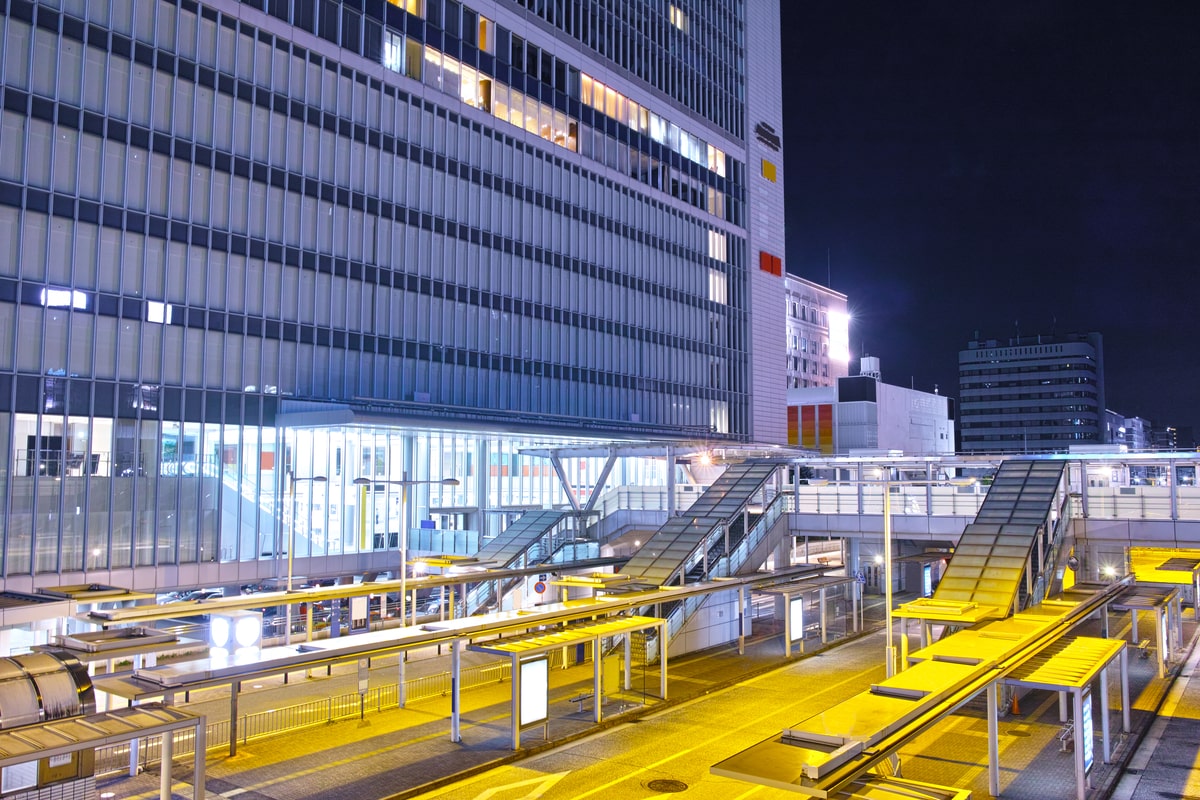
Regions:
[[0, 0, 787, 594], [958, 333, 1106, 453]]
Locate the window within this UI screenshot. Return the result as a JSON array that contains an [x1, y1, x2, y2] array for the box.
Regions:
[[707, 230, 727, 262], [147, 301, 173, 324], [669, 5, 688, 32], [383, 30, 403, 72], [761, 159, 777, 182]]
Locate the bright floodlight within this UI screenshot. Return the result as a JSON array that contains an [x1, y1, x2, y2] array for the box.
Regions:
[[828, 310, 851, 362]]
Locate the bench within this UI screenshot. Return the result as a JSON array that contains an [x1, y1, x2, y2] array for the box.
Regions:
[[1138, 639, 1151, 659], [568, 693, 594, 712], [1058, 721, 1075, 752]]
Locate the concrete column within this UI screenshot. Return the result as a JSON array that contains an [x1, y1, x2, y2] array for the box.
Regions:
[[624, 635, 632, 690], [160, 725, 174, 800], [192, 719, 206, 800], [738, 585, 746, 655], [1101, 667, 1111, 763], [1121, 647, 1131, 732], [593, 639, 603, 724], [666, 447, 676, 517], [660, 621, 668, 700], [847, 538, 861, 578], [819, 587, 828, 645], [987, 681, 1000, 797]]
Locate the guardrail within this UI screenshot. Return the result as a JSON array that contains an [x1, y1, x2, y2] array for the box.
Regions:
[[92, 655, 528, 776]]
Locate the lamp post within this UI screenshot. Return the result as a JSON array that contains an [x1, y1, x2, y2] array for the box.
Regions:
[[353, 473, 460, 626], [284, 473, 326, 645], [816, 474, 975, 677]]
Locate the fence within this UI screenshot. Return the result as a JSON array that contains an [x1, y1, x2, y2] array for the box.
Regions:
[[93, 655, 522, 776]]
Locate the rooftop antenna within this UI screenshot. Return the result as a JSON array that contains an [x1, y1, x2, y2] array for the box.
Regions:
[[826, 247, 831, 287]]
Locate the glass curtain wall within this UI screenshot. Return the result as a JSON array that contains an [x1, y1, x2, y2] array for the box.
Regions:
[[2, 406, 674, 578]]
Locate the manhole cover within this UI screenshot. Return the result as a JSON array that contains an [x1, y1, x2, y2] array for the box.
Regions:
[[646, 779, 688, 793]]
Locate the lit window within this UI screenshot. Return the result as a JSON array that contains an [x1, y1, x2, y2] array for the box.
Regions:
[[40, 287, 88, 309], [478, 16, 494, 53], [147, 301, 172, 324], [708, 144, 726, 177], [708, 268, 727, 304], [382, 31, 403, 73], [670, 5, 688, 32], [707, 229, 727, 262], [386, 0, 424, 13]]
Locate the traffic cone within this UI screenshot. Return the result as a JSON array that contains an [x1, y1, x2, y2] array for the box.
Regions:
[[1010, 693, 1020, 715]]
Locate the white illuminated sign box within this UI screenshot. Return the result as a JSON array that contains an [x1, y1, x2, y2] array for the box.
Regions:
[[789, 596, 805, 642], [209, 610, 263, 656], [519, 657, 549, 727], [1081, 690, 1094, 772]]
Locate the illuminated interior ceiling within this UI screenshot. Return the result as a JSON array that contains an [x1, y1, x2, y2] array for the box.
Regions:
[[468, 615, 664, 656], [1129, 546, 1200, 585], [927, 460, 1066, 614]]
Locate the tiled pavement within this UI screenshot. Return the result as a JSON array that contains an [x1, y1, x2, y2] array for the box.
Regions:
[[101, 605, 1198, 800]]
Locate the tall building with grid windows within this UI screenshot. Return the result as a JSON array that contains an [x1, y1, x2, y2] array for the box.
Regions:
[[0, 0, 787, 598], [958, 332, 1107, 453]]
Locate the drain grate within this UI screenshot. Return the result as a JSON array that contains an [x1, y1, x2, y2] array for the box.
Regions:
[[646, 779, 688, 793]]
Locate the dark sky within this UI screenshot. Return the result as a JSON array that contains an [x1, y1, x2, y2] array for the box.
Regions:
[[780, 3, 1199, 437]]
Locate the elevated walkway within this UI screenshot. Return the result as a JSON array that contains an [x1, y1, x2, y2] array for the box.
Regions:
[[622, 460, 780, 588]]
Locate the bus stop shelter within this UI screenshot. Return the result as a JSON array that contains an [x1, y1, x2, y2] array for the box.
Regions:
[[1001, 636, 1129, 800], [468, 614, 666, 749], [756, 575, 860, 657], [1112, 585, 1182, 678], [0, 704, 204, 800]]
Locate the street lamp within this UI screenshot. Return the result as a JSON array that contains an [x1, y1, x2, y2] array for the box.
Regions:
[[814, 475, 975, 676], [284, 473, 326, 644], [353, 473, 460, 626]]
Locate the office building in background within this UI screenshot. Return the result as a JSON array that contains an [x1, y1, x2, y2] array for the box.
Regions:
[[958, 332, 1106, 453]]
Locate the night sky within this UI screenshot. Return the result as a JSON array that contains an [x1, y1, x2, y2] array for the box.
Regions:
[[780, 3, 1199, 439]]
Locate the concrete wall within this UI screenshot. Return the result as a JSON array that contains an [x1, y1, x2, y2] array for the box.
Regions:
[[668, 589, 741, 658]]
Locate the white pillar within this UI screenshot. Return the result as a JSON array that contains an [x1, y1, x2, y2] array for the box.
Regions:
[[987, 681, 1000, 797], [450, 639, 462, 742], [160, 727, 173, 800]]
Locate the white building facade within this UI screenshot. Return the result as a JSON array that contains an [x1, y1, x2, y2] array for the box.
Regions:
[[782, 275, 849, 390], [787, 358, 954, 456]]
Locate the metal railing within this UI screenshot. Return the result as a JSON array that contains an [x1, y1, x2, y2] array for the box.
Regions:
[[93, 655, 524, 776]]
